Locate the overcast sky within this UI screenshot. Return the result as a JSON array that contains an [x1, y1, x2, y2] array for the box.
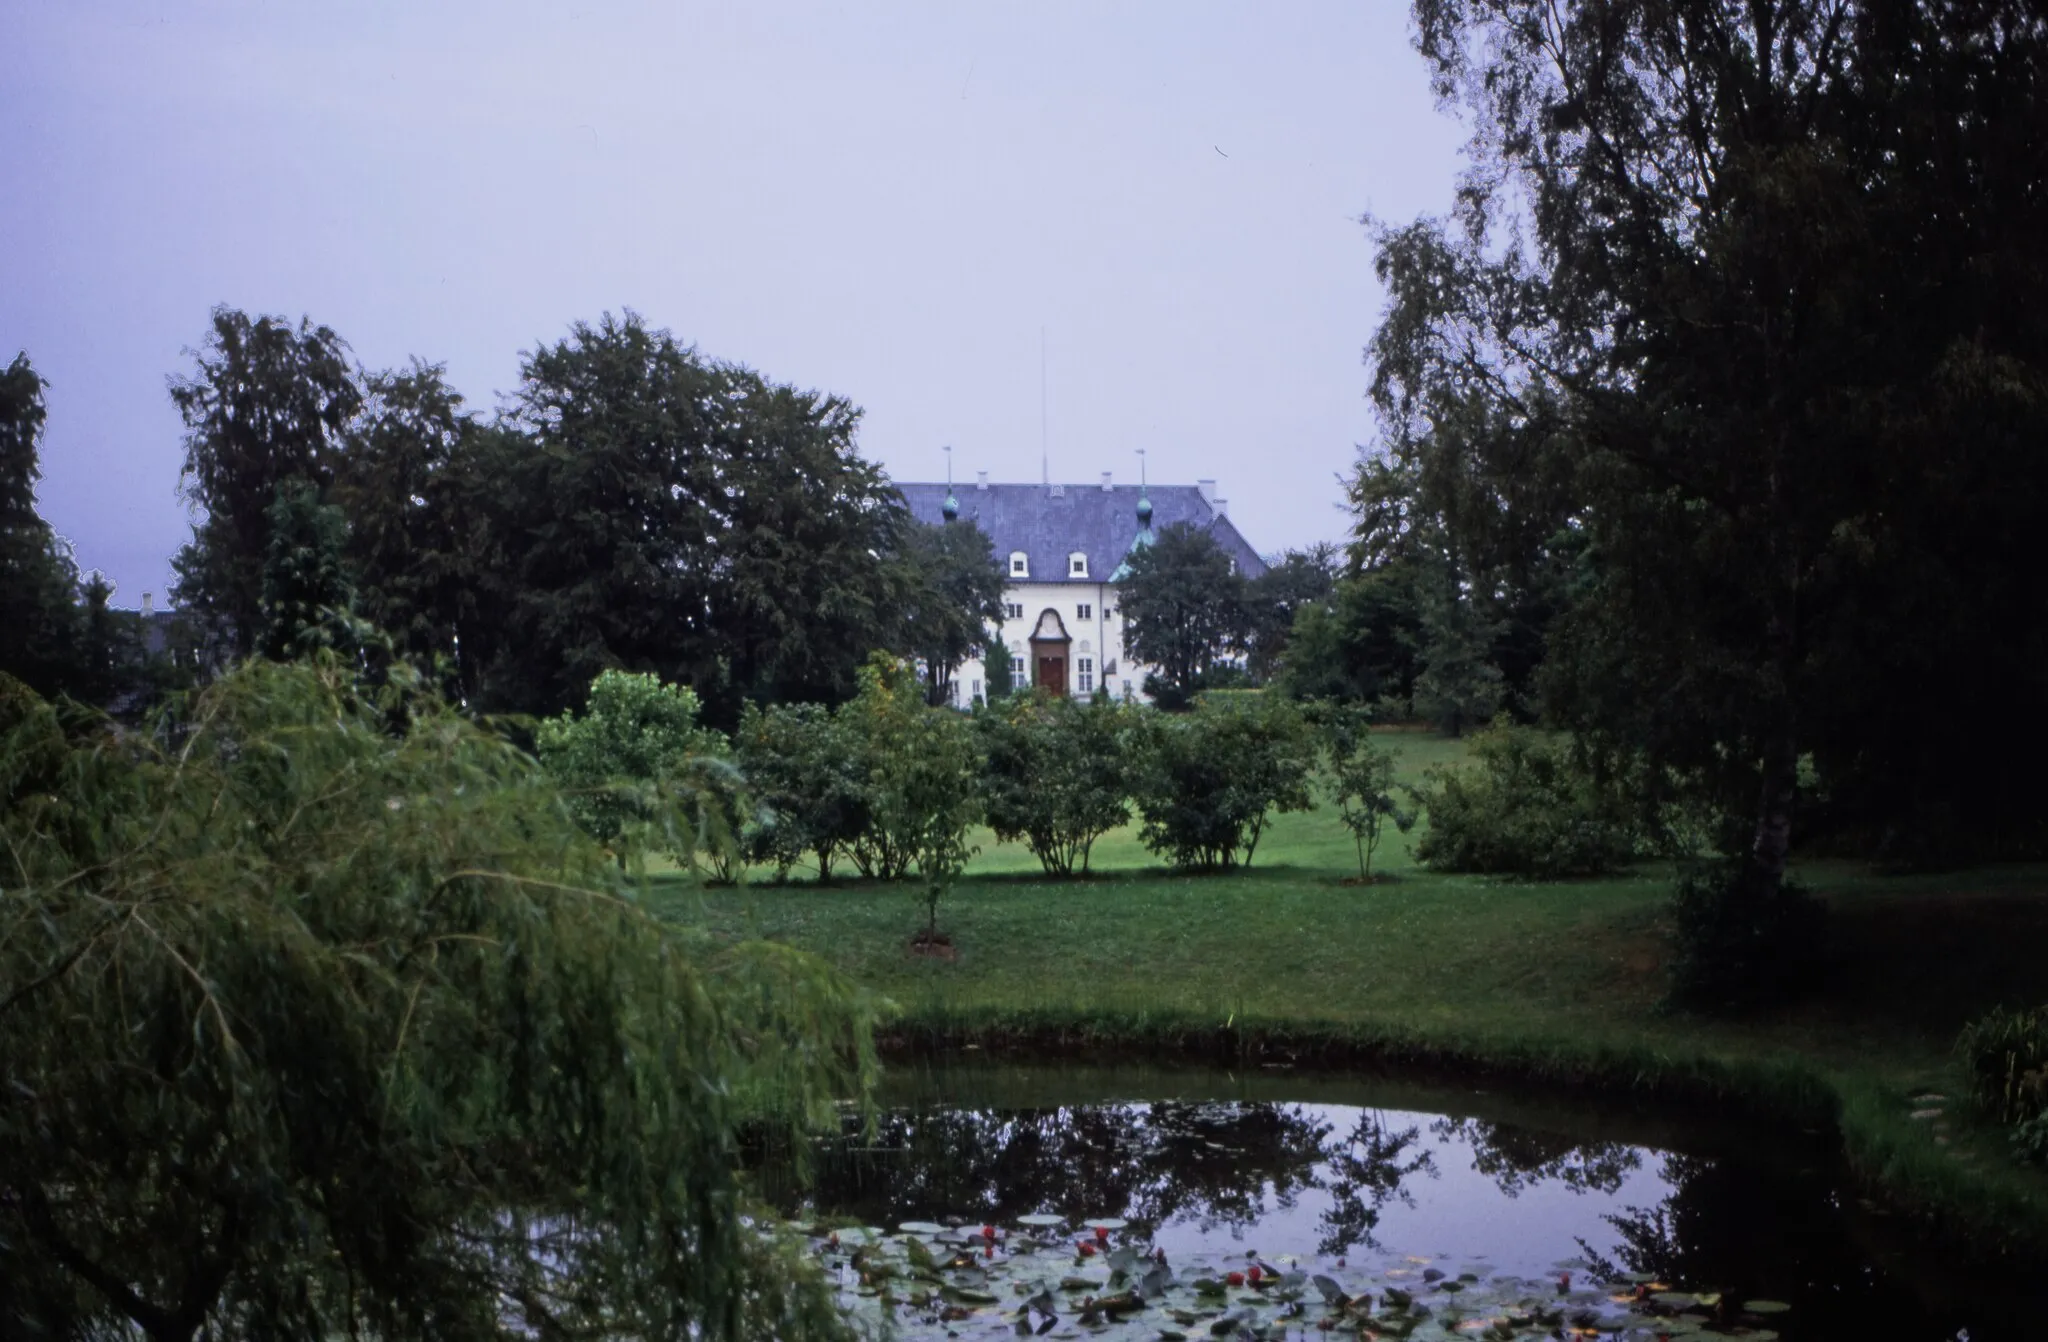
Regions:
[[4, 2, 1467, 607]]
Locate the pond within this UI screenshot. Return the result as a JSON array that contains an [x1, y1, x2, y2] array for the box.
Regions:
[[760, 1061, 2043, 1342]]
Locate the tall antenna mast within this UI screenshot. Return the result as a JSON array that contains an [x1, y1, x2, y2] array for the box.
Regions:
[[1136, 446, 1147, 490], [943, 443, 953, 488], [1040, 326, 1049, 488]]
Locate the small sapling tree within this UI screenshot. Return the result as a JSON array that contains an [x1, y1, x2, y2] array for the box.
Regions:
[[1319, 705, 1417, 881]]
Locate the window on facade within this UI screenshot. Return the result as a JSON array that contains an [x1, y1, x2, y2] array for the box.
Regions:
[[1009, 552, 1029, 577], [1003, 602, 1023, 620], [971, 679, 982, 703], [1077, 603, 1092, 620], [1011, 656, 1026, 682], [1077, 658, 1094, 693], [1069, 552, 1088, 577]]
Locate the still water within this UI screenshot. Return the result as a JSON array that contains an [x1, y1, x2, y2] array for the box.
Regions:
[[764, 1061, 2044, 1342]]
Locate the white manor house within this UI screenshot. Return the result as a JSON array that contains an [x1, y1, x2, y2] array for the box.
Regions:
[[898, 473, 1267, 706]]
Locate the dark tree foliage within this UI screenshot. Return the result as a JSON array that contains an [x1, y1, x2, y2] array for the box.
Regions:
[[328, 360, 476, 678], [1116, 522, 1249, 707], [70, 572, 156, 712], [1277, 567, 1423, 708], [1376, 1, 2048, 883], [0, 353, 85, 697], [1243, 542, 1339, 683], [982, 638, 1016, 700], [459, 313, 910, 720], [702, 372, 913, 711], [897, 517, 1006, 706], [170, 308, 362, 659], [256, 481, 358, 661], [1296, 452, 1549, 728]]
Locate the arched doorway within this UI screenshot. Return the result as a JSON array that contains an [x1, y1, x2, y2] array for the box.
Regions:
[[1028, 608, 1072, 695]]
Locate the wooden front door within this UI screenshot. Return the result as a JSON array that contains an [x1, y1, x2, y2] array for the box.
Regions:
[[1036, 653, 1066, 695]]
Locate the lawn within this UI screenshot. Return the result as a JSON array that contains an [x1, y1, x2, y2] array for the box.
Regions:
[[644, 729, 2048, 1254]]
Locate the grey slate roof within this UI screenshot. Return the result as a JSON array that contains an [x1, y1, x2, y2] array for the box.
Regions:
[[896, 482, 1268, 584]]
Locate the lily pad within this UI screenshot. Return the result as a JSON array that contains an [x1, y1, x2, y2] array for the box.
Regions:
[[1017, 1214, 1067, 1228], [1745, 1298, 1793, 1314], [1082, 1218, 1130, 1231]]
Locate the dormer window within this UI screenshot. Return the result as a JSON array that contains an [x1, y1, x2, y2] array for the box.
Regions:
[[1009, 551, 1029, 578], [1069, 552, 1088, 578]]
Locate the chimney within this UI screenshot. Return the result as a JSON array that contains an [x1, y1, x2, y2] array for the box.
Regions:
[[1197, 479, 1217, 505], [1100, 471, 1113, 491], [1215, 498, 1228, 516], [141, 592, 153, 617], [976, 470, 989, 490]]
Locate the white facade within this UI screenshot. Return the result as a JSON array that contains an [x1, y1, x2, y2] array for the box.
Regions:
[[944, 579, 1155, 708]]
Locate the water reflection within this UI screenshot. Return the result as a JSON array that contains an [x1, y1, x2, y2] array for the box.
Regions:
[[1430, 1115, 1641, 1198], [788, 1101, 1435, 1254], [762, 1077, 2046, 1340]]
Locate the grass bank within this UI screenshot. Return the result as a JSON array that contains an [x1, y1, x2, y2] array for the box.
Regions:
[[647, 730, 2048, 1261]]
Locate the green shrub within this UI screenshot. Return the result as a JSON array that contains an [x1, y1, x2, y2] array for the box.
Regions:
[[1956, 1004, 2048, 1128], [735, 701, 868, 882], [535, 669, 745, 878], [1665, 858, 1828, 1011], [1131, 693, 1314, 871], [977, 690, 1135, 876], [837, 658, 981, 932], [1412, 722, 1636, 878]]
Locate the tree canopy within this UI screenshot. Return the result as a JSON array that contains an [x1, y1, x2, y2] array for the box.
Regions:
[[0, 352, 87, 697], [156, 307, 949, 723], [897, 517, 1007, 706], [170, 308, 361, 659], [1369, 0, 2048, 873], [1115, 522, 1249, 707]]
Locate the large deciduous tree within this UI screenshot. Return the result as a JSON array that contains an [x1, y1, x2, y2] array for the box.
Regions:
[[1116, 522, 1249, 707], [1243, 542, 1339, 684], [0, 353, 85, 696], [328, 360, 476, 678], [461, 312, 909, 719], [897, 517, 1007, 706], [1373, 0, 2048, 900], [170, 308, 361, 658]]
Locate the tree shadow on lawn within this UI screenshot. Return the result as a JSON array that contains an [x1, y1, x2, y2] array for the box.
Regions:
[[1806, 883, 2048, 1042]]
